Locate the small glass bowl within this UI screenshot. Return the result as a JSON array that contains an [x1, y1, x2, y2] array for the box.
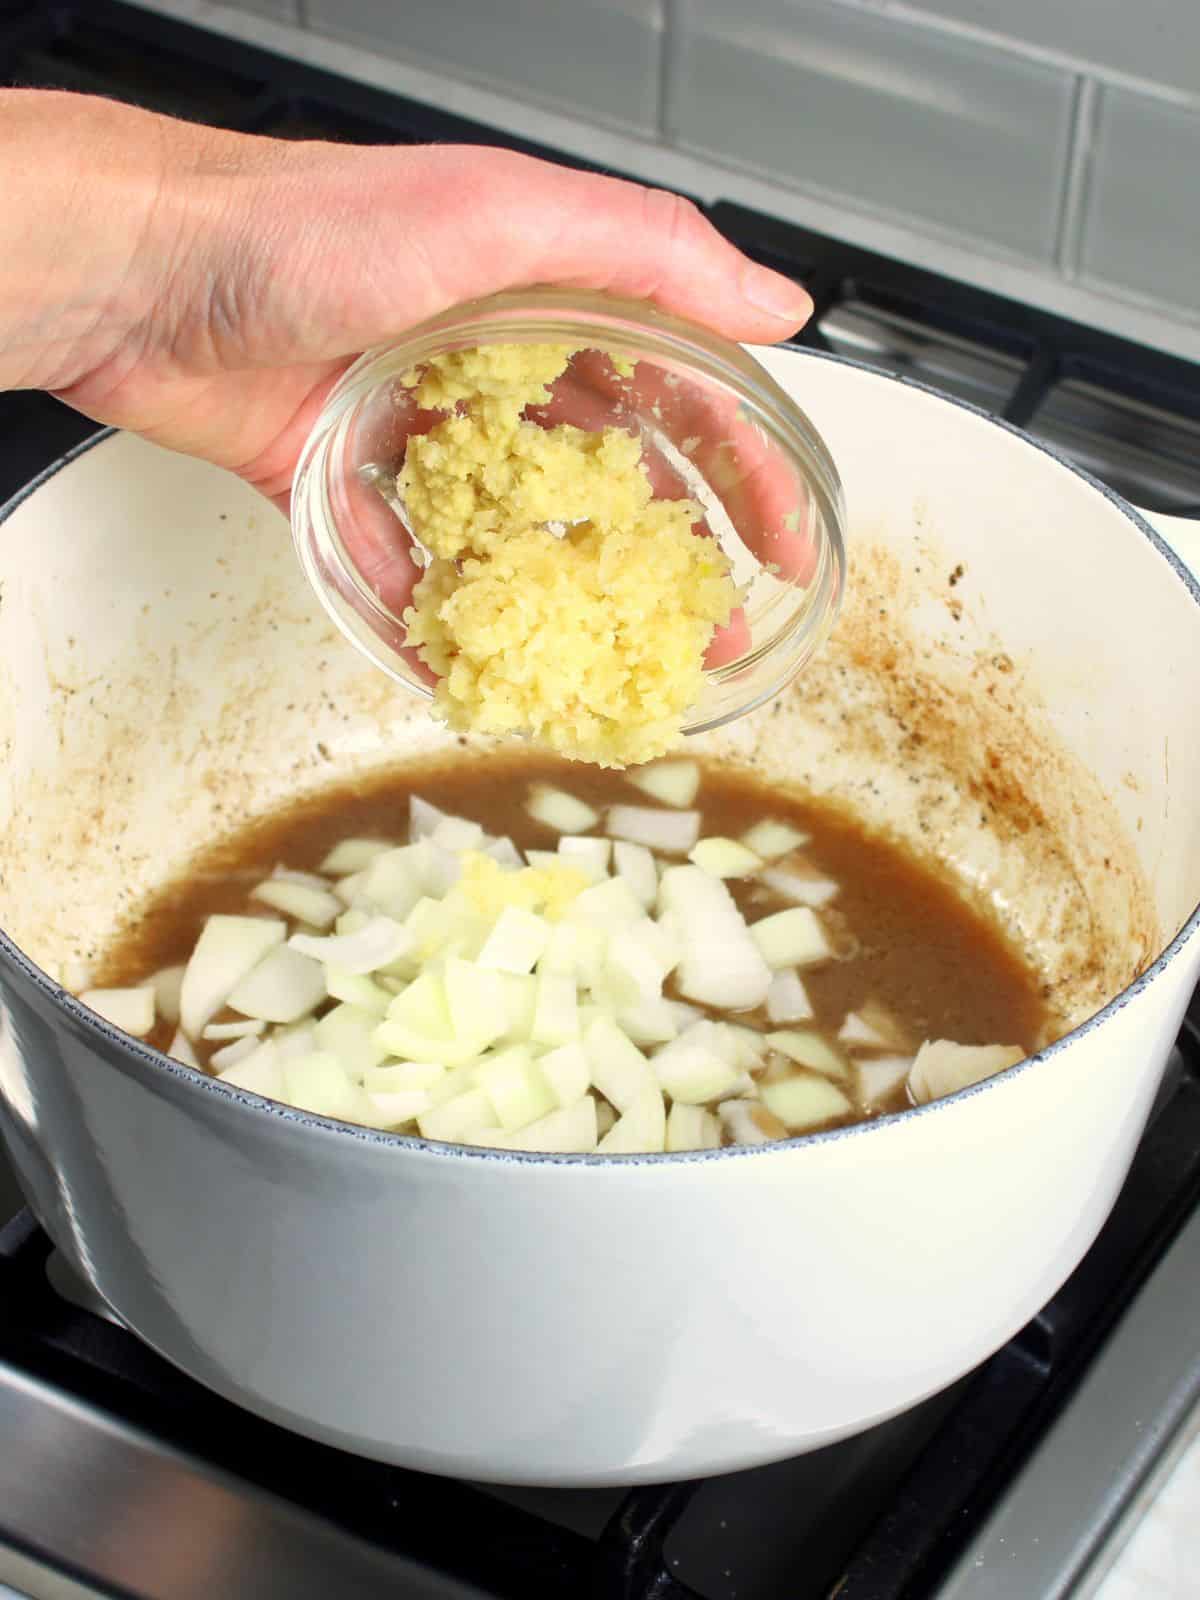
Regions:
[[290, 289, 846, 737]]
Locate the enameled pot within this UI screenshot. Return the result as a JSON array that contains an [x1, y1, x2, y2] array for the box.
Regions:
[[2, 348, 1199, 1486]]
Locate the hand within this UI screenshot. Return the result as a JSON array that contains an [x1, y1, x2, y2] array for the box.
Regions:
[[1, 90, 813, 660]]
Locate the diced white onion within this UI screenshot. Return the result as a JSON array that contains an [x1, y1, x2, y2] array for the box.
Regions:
[[908, 1040, 1024, 1105], [584, 1016, 657, 1112], [152, 966, 186, 1028], [431, 815, 486, 852], [597, 1082, 666, 1153], [202, 1017, 266, 1042], [740, 819, 810, 860], [209, 1033, 262, 1071], [484, 836, 524, 869], [79, 985, 156, 1037], [653, 1022, 745, 1104], [627, 760, 701, 808], [766, 1029, 847, 1079], [476, 906, 550, 975], [475, 1046, 556, 1131], [168, 1029, 200, 1067], [531, 971, 580, 1047], [526, 784, 600, 834], [418, 1087, 498, 1143], [217, 1039, 283, 1099], [324, 967, 392, 1014], [475, 1096, 599, 1153], [250, 879, 342, 929], [409, 795, 449, 840], [613, 840, 658, 908], [666, 1102, 721, 1152], [320, 838, 393, 875], [272, 866, 334, 892], [289, 916, 413, 976], [750, 907, 834, 970], [689, 837, 764, 878], [316, 1002, 390, 1080], [228, 945, 327, 1024], [607, 805, 701, 854], [179, 915, 286, 1037], [766, 970, 814, 1024], [658, 865, 771, 1010], [718, 1099, 783, 1146], [537, 1041, 592, 1108], [283, 1051, 377, 1123], [760, 866, 839, 907], [760, 1073, 851, 1130], [857, 1056, 913, 1106], [556, 836, 612, 882]]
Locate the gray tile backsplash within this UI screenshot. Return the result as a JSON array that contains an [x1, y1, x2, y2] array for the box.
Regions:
[[1079, 87, 1200, 316], [899, 1, 1200, 100], [668, 0, 1076, 262], [302, 0, 664, 134]]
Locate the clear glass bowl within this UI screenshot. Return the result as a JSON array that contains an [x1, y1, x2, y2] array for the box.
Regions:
[[290, 289, 846, 738]]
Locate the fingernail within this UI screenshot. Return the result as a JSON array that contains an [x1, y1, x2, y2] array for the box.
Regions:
[[740, 264, 813, 324]]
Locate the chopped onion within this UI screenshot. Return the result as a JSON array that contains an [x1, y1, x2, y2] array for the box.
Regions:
[[556, 836, 612, 881], [616, 994, 680, 1047], [250, 878, 342, 929], [595, 1098, 617, 1139], [228, 945, 326, 1024], [857, 1056, 913, 1106], [359, 848, 426, 920], [179, 916, 286, 1037], [475, 1046, 556, 1131], [476, 906, 550, 975], [908, 1040, 1024, 1105], [597, 1082, 666, 1153], [658, 865, 772, 1010], [740, 819, 809, 860], [584, 1016, 657, 1112], [218, 1039, 283, 1099], [320, 838, 392, 875], [202, 1017, 266, 1042], [627, 760, 700, 808], [283, 1051, 377, 1123], [168, 1029, 200, 1068], [653, 1022, 745, 1104], [431, 815, 486, 853], [374, 971, 483, 1066], [531, 971, 579, 1047], [666, 1102, 721, 1152], [367, 1087, 434, 1126], [366, 1060, 446, 1094], [272, 866, 334, 892], [538, 1041, 592, 1108], [565, 876, 644, 932], [475, 1096, 599, 1153], [274, 1021, 318, 1061], [718, 1099, 786, 1146], [838, 1011, 891, 1049], [766, 970, 814, 1024], [526, 784, 600, 835], [765, 1029, 848, 1080], [316, 1003, 390, 1080], [496, 972, 538, 1042], [750, 906, 834, 970], [79, 985, 155, 1037], [209, 1033, 262, 1072], [443, 958, 511, 1053], [484, 836, 524, 869], [289, 916, 413, 977], [689, 837, 764, 878], [152, 966, 185, 1028], [760, 866, 839, 908], [613, 840, 657, 908], [607, 804, 701, 854], [324, 967, 392, 1015], [538, 921, 606, 989], [760, 1073, 851, 1130], [409, 795, 449, 840], [418, 1086, 500, 1143]]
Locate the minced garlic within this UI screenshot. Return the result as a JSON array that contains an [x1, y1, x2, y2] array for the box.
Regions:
[[399, 345, 736, 767]]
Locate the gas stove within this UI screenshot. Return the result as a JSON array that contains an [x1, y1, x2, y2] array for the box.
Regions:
[[3, 5, 1200, 1597]]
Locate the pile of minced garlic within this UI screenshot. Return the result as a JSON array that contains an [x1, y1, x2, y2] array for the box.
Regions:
[[399, 345, 737, 767]]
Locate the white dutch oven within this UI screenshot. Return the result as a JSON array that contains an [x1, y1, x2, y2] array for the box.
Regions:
[[0, 348, 1198, 1486]]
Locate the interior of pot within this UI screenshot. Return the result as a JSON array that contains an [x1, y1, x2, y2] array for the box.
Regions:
[[0, 351, 1196, 1040]]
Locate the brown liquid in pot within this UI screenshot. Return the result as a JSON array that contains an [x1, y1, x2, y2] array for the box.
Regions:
[[97, 753, 1048, 1124]]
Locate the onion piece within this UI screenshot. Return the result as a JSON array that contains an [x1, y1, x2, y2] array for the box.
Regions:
[[475, 1046, 556, 1131], [761, 1073, 851, 1130], [375, 971, 485, 1066], [556, 836, 612, 882], [496, 972, 538, 1042], [272, 866, 334, 892], [595, 1098, 617, 1139], [168, 1029, 200, 1068], [908, 1040, 1024, 1105], [750, 907, 834, 970], [565, 877, 644, 932], [766, 970, 814, 1024], [740, 819, 810, 860], [766, 1029, 848, 1080], [152, 966, 186, 1028], [228, 945, 326, 1024], [526, 785, 600, 835], [418, 1087, 499, 1143], [359, 848, 426, 920], [325, 967, 392, 1015], [79, 985, 155, 1037], [283, 1051, 378, 1124], [718, 1099, 787, 1146], [217, 1039, 284, 1099], [760, 866, 839, 908], [538, 922, 607, 990], [666, 1102, 721, 1152], [627, 760, 700, 808], [597, 1082, 666, 1154], [431, 815, 485, 853], [689, 837, 764, 879], [537, 1041, 592, 1108], [482, 1096, 599, 1153], [653, 1022, 746, 1104], [320, 838, 393, 876], [289, 916, 413, 976], [202, 1018, 266, 1042], [476, 906, 550, 975], [613, 840, 658, 908], [250, 879, 342, 929], [484, 836, 524, 869], [606, 804, 701, 855], [209, 1033, 262, 1072], [531, 971, 579, 1047], [443, 958, 511, 1054], [316, 1003, 390, 1080], [409, 795, 449, 840], [857, 1056, 913, 1107], [274, 1021, 318, 1061], [584, 1016, 657, 1112], [365, 1060, 446, 1094], [367, 1087, 434, 1126], [658, 866, 772, 1010], [179, 916, 286, 1037], [617, 994, 680, 1047]]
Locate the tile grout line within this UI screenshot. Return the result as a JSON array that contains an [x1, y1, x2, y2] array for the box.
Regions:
[[1054, 74, 1100, 283]]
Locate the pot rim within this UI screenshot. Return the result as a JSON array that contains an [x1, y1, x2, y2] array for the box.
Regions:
[[4, 350, 1198, 1170]]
